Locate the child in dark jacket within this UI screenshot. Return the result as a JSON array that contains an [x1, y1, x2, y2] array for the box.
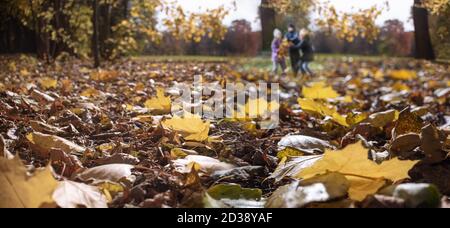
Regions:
[[271, 29, 287, 75], [294, 29, 314, 77], [285, 24, 301, 77]]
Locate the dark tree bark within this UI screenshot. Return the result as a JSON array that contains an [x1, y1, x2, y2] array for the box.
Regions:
[[259, 0, 276, 51], [413, 0, 436, 60], [92, 0, 101, 68]]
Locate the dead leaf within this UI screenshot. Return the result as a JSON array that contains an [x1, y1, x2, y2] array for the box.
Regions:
[[26, 132, 85, 158], [76, 164, 134, 184], [277, 135, 334, 154], [296, 142, 419, 201], [266, 173, 349, 208], [144, 87, 172, 114], [302, 81, 339, 99], [53, 180, 108, 208], [390, 133, 421, 157], [162, 114, 210, 142], [421, 124, 447, 164], [393, 107, 423, 139], [173, 155, 235, 174], [368, 109, 398, 128], [0, 156, 57, 208]]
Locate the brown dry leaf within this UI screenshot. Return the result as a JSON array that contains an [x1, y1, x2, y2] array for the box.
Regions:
[[296, 142, 419, 201], [0, 156, 57, 208], [53, 180, 108, 208], [26, 132, 85, 158], [95, 153, 140, 165], [30, 121, 65, 135], [421, 124, 447, 164], [393, 107, 423, 139], [390, 133, 421, 157]]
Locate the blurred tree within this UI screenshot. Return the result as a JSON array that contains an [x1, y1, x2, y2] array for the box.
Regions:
[[378, 20, 414, 57]]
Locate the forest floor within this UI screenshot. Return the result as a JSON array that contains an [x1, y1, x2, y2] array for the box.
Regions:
[[0, 54, 449, 208]]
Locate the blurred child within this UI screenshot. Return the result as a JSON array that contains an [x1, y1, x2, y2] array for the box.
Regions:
[[295, 29, 315, 77], [285, 24, 301, 76], [271, 29, 287, 75]]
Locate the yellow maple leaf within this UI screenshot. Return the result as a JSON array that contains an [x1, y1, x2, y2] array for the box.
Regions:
[[302, 81, 340, 99], [0, 156, 57, 208], [389, 70, 417, 80], [162, 114, 210, 142], [298, 98, 349, 127], [39, 77, 58, 90], [144, 88, 172, 114], [296, 142, 419, 201], [80, 88, 100, 98]]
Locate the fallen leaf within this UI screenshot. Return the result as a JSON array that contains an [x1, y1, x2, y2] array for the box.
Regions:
[[80, 88, 101, 98], [302, 81, 340, 99], [144, 88, 172, 114], [296, 142, 419, 201], [389, 70, 417, 80], [368, 109, 398, 128], [420, 124, 447, 164], [26, 132, 85, 157], [266, 173, 349, 208], [173, 155, 235, 174], [298, 98, 349, 127], [53, 180, 108, 208], [393, 107, 423, 139], [269, 155, 322, 182], [90, 70, 119, 82], [204, 184, 263, 208], [95, 153, 140, 165], [390, 133, 421, 157], [76, 164, 134, 183], [277, 135, 333, 154], [162, 114, 210, 141], [39, 77, 58, 90], [0, 156, 57, 208]]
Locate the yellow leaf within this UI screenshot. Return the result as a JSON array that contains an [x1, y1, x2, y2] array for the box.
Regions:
[[296, 142, 419, 201], [90, 70, 119, 82], [389, 70, 417, 80], [162, 114, 210, 142], [0, 156, 57, 208], [144, 88, 172, 114], [20, 69, 30, 77], [302, 81, 339, 99], [346, 176, 386, 201], [80, 88, 100, 98], [298, 98, 349, 127], [39, 77, 58, 90], [392, 82, 410, 92]]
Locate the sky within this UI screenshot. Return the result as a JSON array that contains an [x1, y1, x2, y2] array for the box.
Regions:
[[161, 0, 415, 31]]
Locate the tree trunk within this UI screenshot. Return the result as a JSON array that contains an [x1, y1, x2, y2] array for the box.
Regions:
[[413, 0, 435, 60], [92, 0, 101, 68], [259, 0, 276, 51]]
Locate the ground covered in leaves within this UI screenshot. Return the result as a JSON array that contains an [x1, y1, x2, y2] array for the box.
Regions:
[[0, 55, 449, 208]]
